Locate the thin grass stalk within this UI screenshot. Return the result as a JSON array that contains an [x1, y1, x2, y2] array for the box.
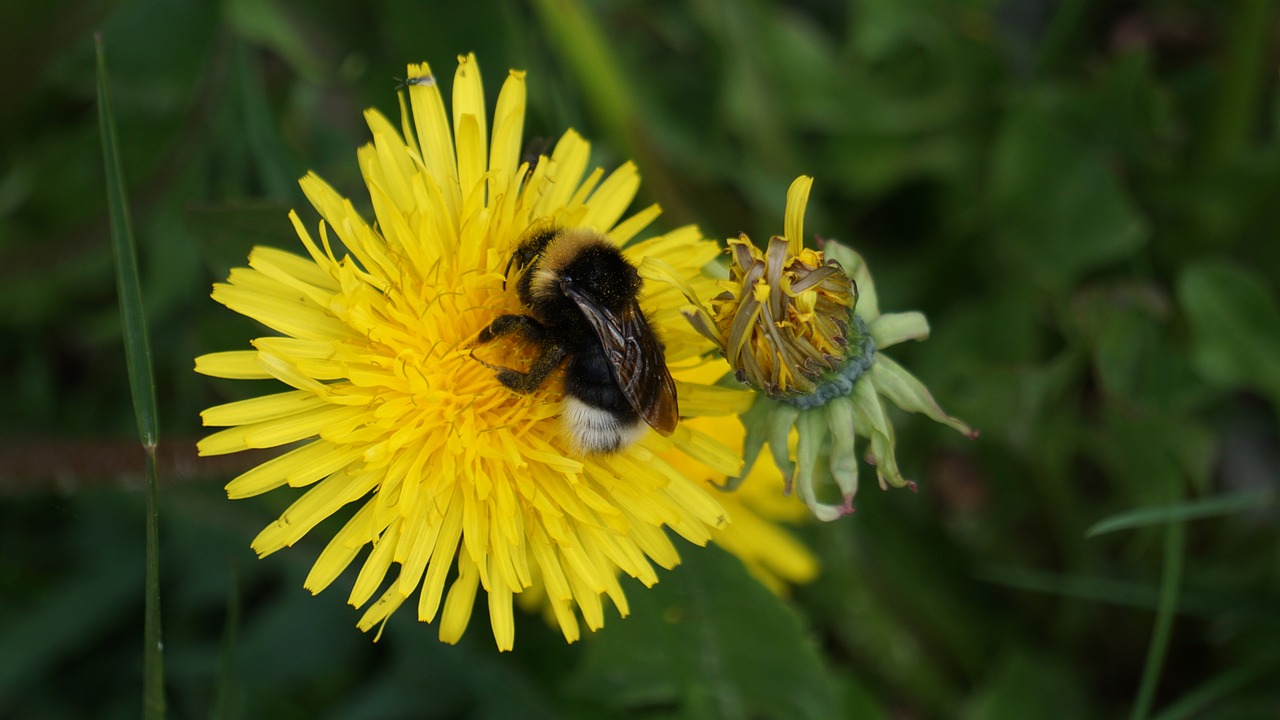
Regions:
[[1130, 503, 1186, 720], [210, 561, 240, 720], [95, 31, 165, 720]]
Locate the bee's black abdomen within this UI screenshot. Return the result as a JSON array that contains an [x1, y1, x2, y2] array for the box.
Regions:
[[560, 341, 646, 454], [563, 343, 638, 421]]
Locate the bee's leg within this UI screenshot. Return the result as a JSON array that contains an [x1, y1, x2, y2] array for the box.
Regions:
[[471, 314, 568, 393], [471, 314, 541, 373], [496, 342, 568, 393], [474, 313, 543, 346]]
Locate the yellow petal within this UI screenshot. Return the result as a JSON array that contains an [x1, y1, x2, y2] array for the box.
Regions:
[[220, 441, 363, 497], [349, 519, 402, 607], [194, 351, 268, 379], [252, 469, 379, 555], [784, 175, 813, 255], [405, 61, 460, 221], [439, 554, 480, 644], [305, 500, 377, 593], [452, 53, 488, 198], [488, 70, 527, 200], [536, 130, 590, 215], [582, 161, 640, 231], [488, 582, 515, 651], [201, 390, 327, 426]]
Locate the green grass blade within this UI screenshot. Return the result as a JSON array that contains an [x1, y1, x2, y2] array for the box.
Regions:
[[526, 0, 690, 219], [528, 0, 635, 149], [1086, 489, 1273, 538], [977, 565, 1280, 627], [94, 31, 165, 720], [140, 453, 165, 719], [1131, 499, 1187, 720], [1202, 0, 1272, 167], [976, 566, 1160, 609], [95, 33, 159, 447], [210, 561, 241, 720], [1151, 647, 1280, 720], [233, 42, 296, 199]]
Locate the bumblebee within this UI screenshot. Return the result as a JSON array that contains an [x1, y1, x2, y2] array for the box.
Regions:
[[474, 227, 679, 454]]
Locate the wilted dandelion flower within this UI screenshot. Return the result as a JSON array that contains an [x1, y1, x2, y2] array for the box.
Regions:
[[684, 176, 976, 520], [195, 55, 749, 650]]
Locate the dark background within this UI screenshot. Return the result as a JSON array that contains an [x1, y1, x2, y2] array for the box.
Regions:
[[2, 0, 1279, 717]]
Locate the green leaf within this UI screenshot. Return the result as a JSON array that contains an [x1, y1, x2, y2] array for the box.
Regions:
[[1070, 282, 1170, 401], [990, 102, 1147, 291], [1178, 260, 1280, 408], [567, 544, 835, 720], [1087, 407, 1216, 504]]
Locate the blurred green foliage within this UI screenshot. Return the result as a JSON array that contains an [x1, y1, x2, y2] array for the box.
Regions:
[[2, 0, 1279, 717]]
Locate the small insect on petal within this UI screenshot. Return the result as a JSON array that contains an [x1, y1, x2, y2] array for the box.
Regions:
[[396, 74, 437, 89]]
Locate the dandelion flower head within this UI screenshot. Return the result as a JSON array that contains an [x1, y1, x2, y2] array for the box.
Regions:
[[195, 55, 748, 650]]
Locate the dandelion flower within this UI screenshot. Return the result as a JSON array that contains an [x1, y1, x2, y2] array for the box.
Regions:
[[195, 55, 749, 650], [684, 176, 977, 520]]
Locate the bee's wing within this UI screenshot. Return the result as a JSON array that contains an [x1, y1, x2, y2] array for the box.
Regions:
[[564, 288, 679, 436]]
